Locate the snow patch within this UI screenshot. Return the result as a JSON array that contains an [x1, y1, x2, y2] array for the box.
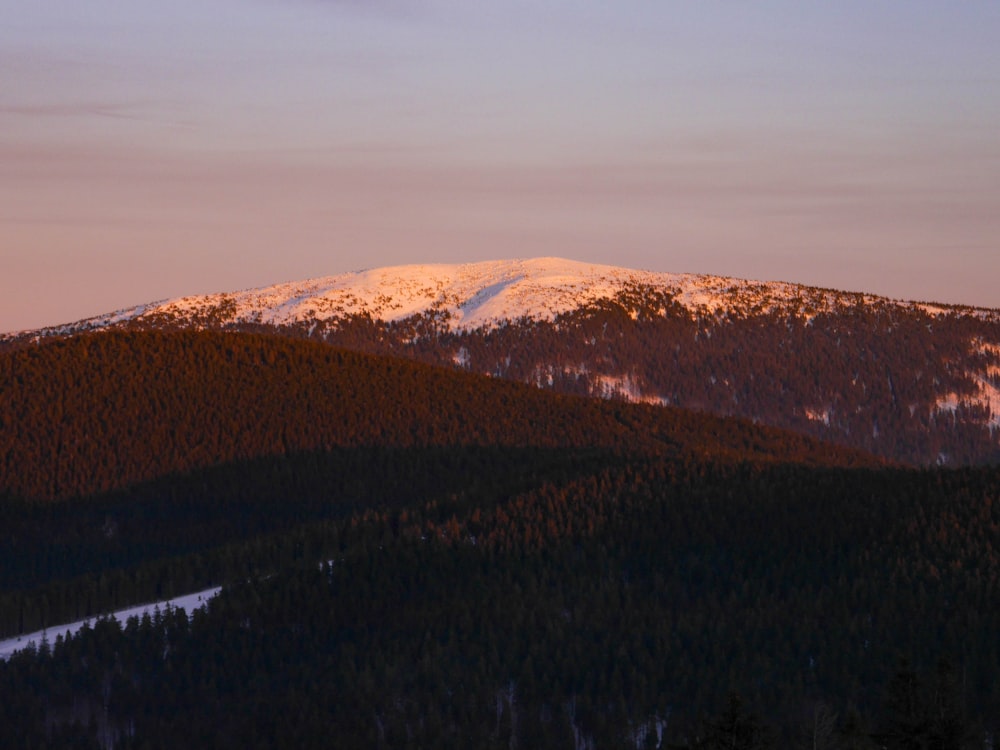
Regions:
[[805, 407, 831, 426], [934, 380, 1000, 428], [975, 377, 1000, 427], [592, 374, 666, 405], [976, 342, 1000, 379], [936, 393, 961, 414]]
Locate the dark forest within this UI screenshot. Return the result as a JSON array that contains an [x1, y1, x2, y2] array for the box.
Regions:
[[0, 331, 996, 748]]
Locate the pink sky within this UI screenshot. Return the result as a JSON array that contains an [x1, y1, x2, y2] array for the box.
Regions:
[[3, 1, 999, 332]]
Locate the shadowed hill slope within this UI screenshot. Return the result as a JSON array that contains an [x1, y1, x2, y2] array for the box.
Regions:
[[0, 330, 881, 502]]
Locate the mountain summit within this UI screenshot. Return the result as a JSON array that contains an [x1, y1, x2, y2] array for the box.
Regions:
[[5, 257, 1000, 466], [11, 257, 995, 336]]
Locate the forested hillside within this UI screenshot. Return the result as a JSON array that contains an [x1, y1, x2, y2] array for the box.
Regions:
[[276, 290, 1000, 467], [1, 457, 998, 747], [0, 329, 876, 502], [0, 330, 997, 748]]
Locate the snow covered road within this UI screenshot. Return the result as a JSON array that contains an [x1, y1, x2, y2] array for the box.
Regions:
[[0, 586, 222, 660]]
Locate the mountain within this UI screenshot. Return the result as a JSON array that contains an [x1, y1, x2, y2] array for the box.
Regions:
[[5, 257, 1000, 465]]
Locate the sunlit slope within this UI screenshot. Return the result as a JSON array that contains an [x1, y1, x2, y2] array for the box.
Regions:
[[8, 257, 996, 337], [0, 330, 880, 502]]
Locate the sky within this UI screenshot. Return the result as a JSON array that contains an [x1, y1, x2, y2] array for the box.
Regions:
[[2, 1, 999, 332]]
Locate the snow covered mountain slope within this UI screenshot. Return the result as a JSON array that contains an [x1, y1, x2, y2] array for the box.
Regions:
[[8, 257, 994, 338], [4, 257, 1000, 466]]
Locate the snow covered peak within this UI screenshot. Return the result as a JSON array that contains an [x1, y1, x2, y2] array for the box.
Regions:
[[151, 257, 666, 330], [8, 257, 997, 339]]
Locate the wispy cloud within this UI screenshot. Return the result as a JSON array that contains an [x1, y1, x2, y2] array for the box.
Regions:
[[0, 101, 151, 121]]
